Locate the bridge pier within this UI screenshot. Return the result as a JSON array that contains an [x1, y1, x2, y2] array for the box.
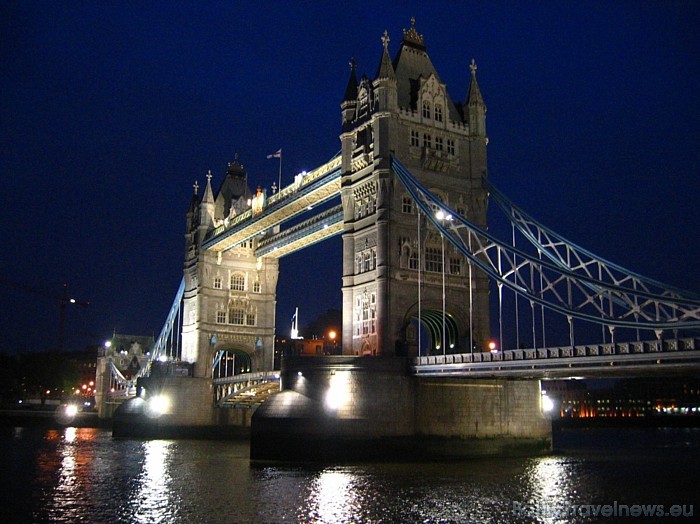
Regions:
[[112, 376, 251, 438], [250, 356, 551, 462]]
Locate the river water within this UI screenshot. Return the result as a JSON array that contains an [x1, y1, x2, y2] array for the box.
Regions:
[[2, 425, 698, 523]]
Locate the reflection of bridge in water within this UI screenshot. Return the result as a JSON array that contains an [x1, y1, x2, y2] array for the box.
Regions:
[[99, 19, 699, 459]]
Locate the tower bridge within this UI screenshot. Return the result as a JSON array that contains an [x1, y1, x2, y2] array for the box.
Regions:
[[106, 19, 700, 460]]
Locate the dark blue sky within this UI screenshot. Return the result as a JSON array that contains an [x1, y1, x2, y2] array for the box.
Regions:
[[1, 2, 698, 353]]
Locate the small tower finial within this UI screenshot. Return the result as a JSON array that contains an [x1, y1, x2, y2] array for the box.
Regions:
[[381, 30, 390, 50], [402, 16, 424, 48], [206, 170, 213, 183], [234, 152, 239, 162], [470, 58, 478, 76], [193, 180, 199, 195], [349, 56, 356, 70]]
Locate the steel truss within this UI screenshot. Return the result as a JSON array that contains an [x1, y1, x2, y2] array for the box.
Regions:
[[392, 156, 700, 332]]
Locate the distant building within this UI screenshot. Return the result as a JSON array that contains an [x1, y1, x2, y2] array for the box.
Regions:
[[95, 333, 154, 417], [544, 377, 700, 419]]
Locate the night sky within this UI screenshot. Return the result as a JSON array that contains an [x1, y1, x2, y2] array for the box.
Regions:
[[2, 2, 698, 354]]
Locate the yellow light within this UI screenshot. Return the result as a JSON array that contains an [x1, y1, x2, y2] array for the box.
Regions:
[[328, 330, 337, 340], [65, 404, 79, 417], [89, 381, 94, 386], [488, 341, 497, 350]]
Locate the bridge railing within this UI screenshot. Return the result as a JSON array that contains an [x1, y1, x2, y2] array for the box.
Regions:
[[413, 337, 699, 367]]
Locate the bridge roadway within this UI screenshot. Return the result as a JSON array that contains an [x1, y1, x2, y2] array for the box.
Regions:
[[413, 337, 700, 379], [209, 337, 700, 407], [202, 156, 341, 255]]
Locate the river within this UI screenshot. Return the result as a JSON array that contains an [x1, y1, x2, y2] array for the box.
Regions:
[[2, 425, 698, 523]]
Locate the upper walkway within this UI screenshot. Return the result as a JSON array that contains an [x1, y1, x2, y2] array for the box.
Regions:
[[202, 156, 341, 253]]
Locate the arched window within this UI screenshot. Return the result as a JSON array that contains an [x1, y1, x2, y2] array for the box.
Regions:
[[434, 103, 443, 122], [422, 101, 431, 119]]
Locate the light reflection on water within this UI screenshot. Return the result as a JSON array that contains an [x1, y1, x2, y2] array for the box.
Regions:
[[132, 440, 177, 524], [2, 427, 698, 523]]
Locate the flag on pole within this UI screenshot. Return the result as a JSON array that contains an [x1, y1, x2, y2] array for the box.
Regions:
[[267, 148, 282, 159]]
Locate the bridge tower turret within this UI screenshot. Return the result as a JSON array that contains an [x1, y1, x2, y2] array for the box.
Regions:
[[341, 19, 491, 357]]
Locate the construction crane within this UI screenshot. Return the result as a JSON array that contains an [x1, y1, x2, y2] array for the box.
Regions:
[[0, 278, 91, 351]]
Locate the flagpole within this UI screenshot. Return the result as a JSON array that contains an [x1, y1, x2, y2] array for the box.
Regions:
[[278, 152, 282, 191]]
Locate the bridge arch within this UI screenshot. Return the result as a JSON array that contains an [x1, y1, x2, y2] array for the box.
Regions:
[[401, 303, 466, 356], [211, 347, 252, 379]]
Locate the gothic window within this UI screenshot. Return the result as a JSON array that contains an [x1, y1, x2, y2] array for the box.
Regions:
[[425, 247, 443, 273], [423, 133, 431, 148], [402, 196, 413, 214], [410, 130, 420, 147], [409, 250, 419, 270], [230, 274, 245, 291], [447, 139, 455, 156], [371, 248, 376, 270], [216, 311, 226, 324], [450, 257, 462, 275], [363, 251, 371, 272], [422, 101, 431, 119], [246, 312, 256, 326], [228, 307, 245, 325], [435, 136, 444, 151], [434, 103, 443, 122], [213, 277, 222, 289]]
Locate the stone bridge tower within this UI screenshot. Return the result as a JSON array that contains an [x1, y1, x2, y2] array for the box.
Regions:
[[340, 20, 490, 356], [181, 157, 279, 378]]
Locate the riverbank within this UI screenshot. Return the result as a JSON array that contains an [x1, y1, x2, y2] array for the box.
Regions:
[[0, 408, 109, 428]]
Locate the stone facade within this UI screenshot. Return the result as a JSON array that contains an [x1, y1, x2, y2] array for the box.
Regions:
[[340, 21, 490, 357]]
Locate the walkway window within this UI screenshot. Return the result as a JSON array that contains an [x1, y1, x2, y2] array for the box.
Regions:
[[410, 130, 420, 147], [425, 247, 443, 273], [447, 139, 455, 156], [423, 133, 431, 148], [230, 274, 245, 291], [435, 136, 444, 151]]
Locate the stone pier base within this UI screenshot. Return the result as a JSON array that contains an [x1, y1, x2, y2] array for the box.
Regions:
[[112, 376, 250, 439], [251, 357, 551, 462]]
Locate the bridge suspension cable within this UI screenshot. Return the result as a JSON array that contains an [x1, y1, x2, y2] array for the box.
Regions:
[[106, 278, 185, 392], [392, 156, 700, 333]]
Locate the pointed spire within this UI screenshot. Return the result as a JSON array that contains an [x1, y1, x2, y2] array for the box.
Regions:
[[343, 57, 358, 102], [376, 30, 396, 81], [202, 170, 215, 204], [467, 58, 485, 108]]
